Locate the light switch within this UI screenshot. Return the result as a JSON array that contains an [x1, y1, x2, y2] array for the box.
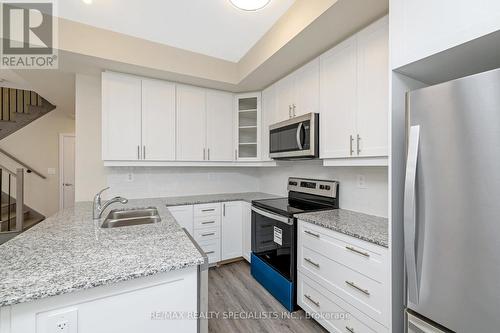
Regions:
[[47, 168, 56, 175]]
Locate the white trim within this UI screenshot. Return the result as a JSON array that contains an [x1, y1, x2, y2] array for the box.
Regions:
[[103, 160, 277, 167], [59, 133, 75, 210], [322, 156, 388, 167]]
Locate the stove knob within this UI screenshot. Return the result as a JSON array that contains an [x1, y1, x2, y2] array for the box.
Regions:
[[325, 185, 331, 190]]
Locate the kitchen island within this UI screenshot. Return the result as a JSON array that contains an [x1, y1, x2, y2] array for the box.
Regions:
[[0, 198, 206, 333]]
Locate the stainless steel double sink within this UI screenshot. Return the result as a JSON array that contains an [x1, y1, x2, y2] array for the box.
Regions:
[[101, 207, 161, 228]]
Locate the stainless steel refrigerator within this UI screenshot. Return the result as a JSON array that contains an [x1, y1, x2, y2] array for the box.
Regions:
[[404, 68, 500, 332]]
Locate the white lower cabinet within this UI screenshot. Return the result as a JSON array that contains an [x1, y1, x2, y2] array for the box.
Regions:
[[170, 201, 249, 265], [297, 220, 389, 333], [241, 201, 252, 262], [221, 202, 243, 261], [168, 205, 194, 236]]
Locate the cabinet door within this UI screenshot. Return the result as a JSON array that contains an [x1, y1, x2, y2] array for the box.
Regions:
[[275, 74, 294, 122], [176, 85, 206, 161], [241, 201, 252, 262], [206, 90, 234, 161], [141, 79, 176, 161], [356, 17, 389, 157], [319, 36, 357, 159], [221, 201, 243, 261], [261, 85, 276, 161], [168, 205, 194, 236], [102, 72, 142, 161], [294, 58, 320, 117]]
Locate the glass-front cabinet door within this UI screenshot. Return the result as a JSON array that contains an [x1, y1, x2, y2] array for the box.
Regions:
[[235, 93, 261, 160]]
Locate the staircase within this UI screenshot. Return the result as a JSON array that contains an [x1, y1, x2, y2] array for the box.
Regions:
[[0, 87, 56, 140]]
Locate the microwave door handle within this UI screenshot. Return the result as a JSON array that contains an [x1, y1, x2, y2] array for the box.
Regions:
[[296, 122, 304, 150], [404, 125, 420, 305]]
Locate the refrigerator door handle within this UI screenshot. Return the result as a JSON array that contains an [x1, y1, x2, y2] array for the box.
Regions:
[[404, 125, 420, 304]]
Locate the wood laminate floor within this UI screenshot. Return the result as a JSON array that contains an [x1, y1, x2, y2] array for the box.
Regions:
[[208, 260, 328, 333]]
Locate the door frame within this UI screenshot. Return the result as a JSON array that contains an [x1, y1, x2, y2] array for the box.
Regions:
[[59, 133, 75, 210]]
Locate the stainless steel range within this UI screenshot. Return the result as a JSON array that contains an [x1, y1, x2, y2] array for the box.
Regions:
[[250, 178, 339, 311]]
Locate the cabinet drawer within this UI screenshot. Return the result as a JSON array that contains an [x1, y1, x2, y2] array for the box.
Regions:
[[194, 203, 221, 217], [299, 246, 388, 325], [194, 227, 220, 242], [298, 221, 387, 283], [298, 273, 388, 333], [194, 215, 220, 229], [198, 239, 220, 264]]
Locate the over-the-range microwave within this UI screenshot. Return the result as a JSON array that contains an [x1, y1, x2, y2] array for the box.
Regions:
[[269, 113, 319, 160]]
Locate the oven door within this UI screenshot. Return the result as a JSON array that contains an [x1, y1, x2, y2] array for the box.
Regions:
[[251, 206, 295, 281], [269, 113, 318, 159]]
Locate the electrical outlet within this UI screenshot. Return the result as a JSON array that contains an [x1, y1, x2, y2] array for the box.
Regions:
[[47, 168, 56, 175], [44, 308, 78, 333], [357, 175, 367, 189], [126, 172, 134, 182]]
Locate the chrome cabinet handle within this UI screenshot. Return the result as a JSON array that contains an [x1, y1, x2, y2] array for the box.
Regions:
[[201, 232, 215, 237], [201, 221, 215, 225], [143, 146, 146, 160], [235, 149, 238, 160], [203, 148, 206, 160], [345, 281, 370, 296], [63, 183, 73, 186], [304, 230, 320, 238], [405, 125, 420, 304], [202, 209, 215, 212], [350, 135, 354, 156], [293, 104, 296, 117], [223, 204, 225, 216], [346, 326, 355, 333], [208, 148, 210, 161], [137, 145, 140, 160], [345, 246, 370, 258], [205, 251, 215, 255], [304, 294, 320, 307], [356, 134, 361, 155], [289, 105, 292, 118], [304, 257, 320, 268]]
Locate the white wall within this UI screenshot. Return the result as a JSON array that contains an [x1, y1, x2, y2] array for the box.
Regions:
[[259, 161, 388, 217], [106, 167, 260, 199], [75, 74, 108, 202]]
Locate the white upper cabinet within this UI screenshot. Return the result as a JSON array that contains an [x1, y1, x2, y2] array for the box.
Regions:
[[320, 36, 357, 159], [261, 85, 276, 161], [320, 16, 389, 161], [206, 90, 234, 161], [294, 58, 320, 117], [102, 72, 142, 161], [356, 16, 389, 157], [391, 0, 500, 69], [274, 58, 320, 122], [141, 79, 176, 161], [235, 93, 261, 160], [176, 85, 207, 161]]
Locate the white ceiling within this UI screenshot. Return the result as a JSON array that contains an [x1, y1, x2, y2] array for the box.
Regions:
[[58, 0, 295, 62]]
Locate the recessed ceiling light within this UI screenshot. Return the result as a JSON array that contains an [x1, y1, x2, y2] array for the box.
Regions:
[[82, 0, 92, 4], [230, 0, 271, 11]]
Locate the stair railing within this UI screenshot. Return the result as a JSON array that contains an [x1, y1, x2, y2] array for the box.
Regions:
[[0, 148, 45, 179], [0, 166, 24, 234]]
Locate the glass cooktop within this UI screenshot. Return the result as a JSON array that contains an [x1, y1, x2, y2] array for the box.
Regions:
[[252, 197, 333, 217]]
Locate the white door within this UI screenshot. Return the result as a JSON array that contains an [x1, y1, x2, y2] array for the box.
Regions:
[[319, 36, 357, 159], [206, 90, 234, 161], [141, 79, 176, 160], [60, 134, 75, 209], [275, 74, 294, 122], [261, 85, 276, 161], [241, 201, 252, 262], [356, 16, 389, 157], [294, 57, 320, 117], [176, 85, 206, 161], [168, 205, 194, 236], [221, 201, 243, 261], [101, 72, 142, 160]]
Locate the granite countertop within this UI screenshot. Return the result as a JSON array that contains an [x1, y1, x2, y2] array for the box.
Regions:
[[0, 198, 205, 307], [295, 209, 389, 248], [164, 192, 281, 206]]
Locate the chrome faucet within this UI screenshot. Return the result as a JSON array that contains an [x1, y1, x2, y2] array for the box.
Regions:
[[93, 187, 128, 219]]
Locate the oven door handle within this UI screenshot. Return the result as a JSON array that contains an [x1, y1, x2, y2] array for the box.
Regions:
[[296, 122, 304, 150], [252, 206, 293, 225]]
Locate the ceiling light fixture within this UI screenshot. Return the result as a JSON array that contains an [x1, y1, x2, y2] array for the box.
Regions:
[[82, 0, 92, 4], [230, 0, 271, 11]]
